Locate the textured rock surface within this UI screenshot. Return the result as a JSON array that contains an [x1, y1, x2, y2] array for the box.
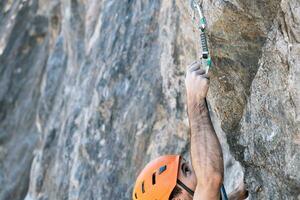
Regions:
[[238, 0, 300, 198], [0, 0, 299, 199]]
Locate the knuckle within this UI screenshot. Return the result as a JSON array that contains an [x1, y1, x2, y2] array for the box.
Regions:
[[205, 79, 210, 85]]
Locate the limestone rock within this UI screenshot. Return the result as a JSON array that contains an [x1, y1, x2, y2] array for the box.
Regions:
[[0, 0, 299, 199]]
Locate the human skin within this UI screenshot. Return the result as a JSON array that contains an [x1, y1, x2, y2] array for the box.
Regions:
[[177, 159, 248, 200], [174, 61, 247, 200], [185, 61, 223, 199]]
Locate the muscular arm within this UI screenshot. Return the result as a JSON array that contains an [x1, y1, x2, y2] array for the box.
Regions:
[[188, 100, 224, 199], [185, 62, 224, 199]]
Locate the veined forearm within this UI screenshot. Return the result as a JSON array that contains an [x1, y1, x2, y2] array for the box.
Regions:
[[185, 61, 225, 199], [188, 99, 224, 185]]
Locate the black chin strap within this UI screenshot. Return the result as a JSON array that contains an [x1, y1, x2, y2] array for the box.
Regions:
[[177, 179, 228, 200], [177, 179, 195, 196]]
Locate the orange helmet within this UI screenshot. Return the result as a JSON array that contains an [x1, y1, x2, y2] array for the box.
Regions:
[[132, 155, 180, 200]]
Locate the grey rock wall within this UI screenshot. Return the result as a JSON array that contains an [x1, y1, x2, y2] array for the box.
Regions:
[[238, 1, 300, 198], [0, 0, 299, 199]]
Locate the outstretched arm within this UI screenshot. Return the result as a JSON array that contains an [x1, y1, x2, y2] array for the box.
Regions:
[[185, 61, 224, 199]]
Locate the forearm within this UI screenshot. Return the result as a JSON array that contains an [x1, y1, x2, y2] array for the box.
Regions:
[[188, 99, 224, 187]]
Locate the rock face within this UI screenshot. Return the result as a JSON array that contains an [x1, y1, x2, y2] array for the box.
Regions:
[[238, 1, 300, 198], [0, 0, 299, 199]]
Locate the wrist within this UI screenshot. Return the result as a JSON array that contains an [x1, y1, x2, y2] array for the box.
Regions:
[[187, 98, 208, 117], [187, 97, 206, 109]]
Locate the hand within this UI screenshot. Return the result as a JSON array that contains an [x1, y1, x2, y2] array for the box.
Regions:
[[185, 61, 210, 106]]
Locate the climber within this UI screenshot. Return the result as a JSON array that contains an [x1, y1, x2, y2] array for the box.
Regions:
[[132, 61, 248, 200]]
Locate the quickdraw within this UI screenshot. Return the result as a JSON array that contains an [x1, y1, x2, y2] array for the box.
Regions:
[[190, 0, 212, 74]]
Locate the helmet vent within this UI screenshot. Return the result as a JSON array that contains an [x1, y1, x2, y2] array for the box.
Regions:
[[135, 193, 138, 199], [152, 173, 156, 185], [142, 181, 145, 193], [158, 165, 167, 174]]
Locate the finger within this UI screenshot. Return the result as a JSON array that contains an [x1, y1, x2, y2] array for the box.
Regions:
[[187, 60, 197, 67], [195, 69, 206, 75], [187, 61, 201, 72], [202, 77, 210, 85], [201, 73, 210, 79]]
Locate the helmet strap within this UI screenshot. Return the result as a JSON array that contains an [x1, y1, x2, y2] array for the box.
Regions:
[[177, 179, 195, 196]]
